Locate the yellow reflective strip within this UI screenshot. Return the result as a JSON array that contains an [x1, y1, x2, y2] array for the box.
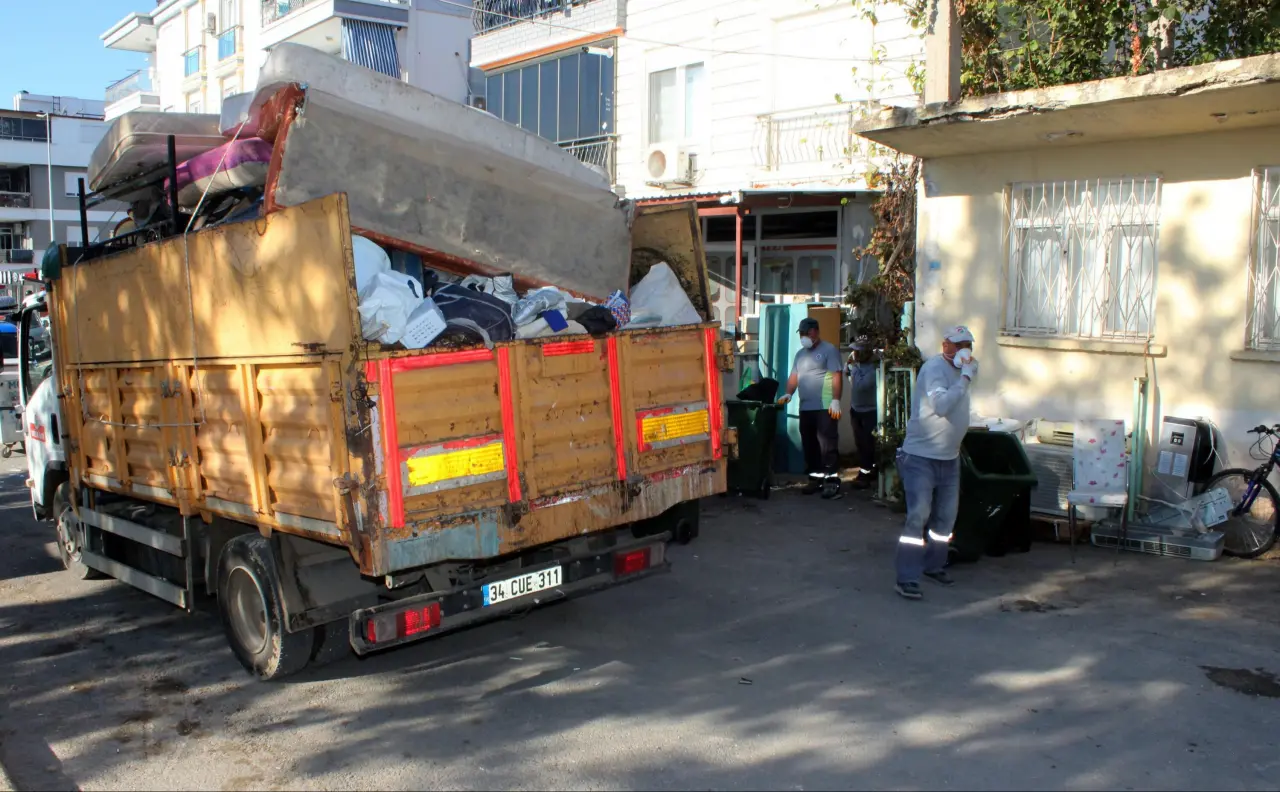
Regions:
[[406, 441, 505, 487], [641, 409, 710, 446]]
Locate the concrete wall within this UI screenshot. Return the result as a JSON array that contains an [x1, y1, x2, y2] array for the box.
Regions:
[[915, 124, 1280, 478]]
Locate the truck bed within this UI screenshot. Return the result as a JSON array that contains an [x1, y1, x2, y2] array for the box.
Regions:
[[50, 194, 728, 578]]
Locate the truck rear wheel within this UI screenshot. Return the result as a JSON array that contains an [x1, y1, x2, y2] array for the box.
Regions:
[[216, 534, 314, 680], [52, 483, 104, 581]]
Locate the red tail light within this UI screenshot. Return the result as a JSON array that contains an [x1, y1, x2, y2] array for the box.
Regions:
[[398, 602, 441, 637], [365, 601, 442, 645], [614, 547, 652, 577]]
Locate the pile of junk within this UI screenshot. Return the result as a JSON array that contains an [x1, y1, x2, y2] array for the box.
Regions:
[[74, 43, 709, 348]]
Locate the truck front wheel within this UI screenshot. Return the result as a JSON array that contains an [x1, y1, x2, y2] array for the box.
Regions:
[[216, 534, 314, 680], [52, 483, 104, 580]]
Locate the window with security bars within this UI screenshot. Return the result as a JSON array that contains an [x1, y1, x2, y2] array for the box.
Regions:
[[1006, 177, 1161, 341], [1250, 167, 1280, 351]]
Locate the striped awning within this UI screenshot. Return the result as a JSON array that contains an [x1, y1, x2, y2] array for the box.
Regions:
[[341, 18, 401, 79]]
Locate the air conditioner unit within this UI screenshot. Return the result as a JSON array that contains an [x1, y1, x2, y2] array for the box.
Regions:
[[1036, 420, 1076, 447], [1024, 442, 1074, 516], [207, 12, 217, 35], [645, 144, 695, 185]]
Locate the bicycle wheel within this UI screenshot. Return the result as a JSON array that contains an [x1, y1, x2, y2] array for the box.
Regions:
[[1205, 468, 1280, 558]]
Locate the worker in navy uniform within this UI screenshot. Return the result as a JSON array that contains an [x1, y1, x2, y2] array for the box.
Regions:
[[777, 317, 844, 499]]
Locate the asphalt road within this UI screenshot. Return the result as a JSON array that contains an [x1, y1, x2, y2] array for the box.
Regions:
[[3, 456, 1280, 791]]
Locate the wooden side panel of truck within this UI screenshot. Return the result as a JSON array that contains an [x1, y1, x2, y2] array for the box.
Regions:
[[50, 194, 729, 580]]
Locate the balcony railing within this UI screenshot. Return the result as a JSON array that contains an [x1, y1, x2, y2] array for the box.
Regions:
[[0, 192, 32, 209], [184, 46, 203, 77], [755, 105, 859, 170], [473, 0, 593, 34], [218, 26, 241, 60], [262, 0, 408, 26], [0, 249, 35, 265], [106, 69, 155, 105], [560, 135, 616, 184]]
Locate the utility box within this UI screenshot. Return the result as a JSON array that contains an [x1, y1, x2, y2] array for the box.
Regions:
[[1152, 417, 1216, 501]]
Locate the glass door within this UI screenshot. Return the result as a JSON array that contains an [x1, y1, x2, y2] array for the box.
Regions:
[[704, 245, 755, 332]]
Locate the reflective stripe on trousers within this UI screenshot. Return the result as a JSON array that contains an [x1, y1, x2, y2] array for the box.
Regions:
[[894, 450, 960, 585]]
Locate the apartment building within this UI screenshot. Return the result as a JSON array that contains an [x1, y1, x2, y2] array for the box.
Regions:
[[101, 0, 477, 121], [470, 0, 924, 333], [0, 94, 123, 295]]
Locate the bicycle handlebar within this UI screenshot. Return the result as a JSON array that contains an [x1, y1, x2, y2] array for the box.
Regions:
[[1248, 424, 1280, 434]]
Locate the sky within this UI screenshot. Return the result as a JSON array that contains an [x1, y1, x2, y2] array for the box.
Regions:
[[0, 0, 151, 107]]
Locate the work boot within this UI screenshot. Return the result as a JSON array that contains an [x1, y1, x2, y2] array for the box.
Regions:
[[895, 581, 923, 600], [801, 479, 822, 495]]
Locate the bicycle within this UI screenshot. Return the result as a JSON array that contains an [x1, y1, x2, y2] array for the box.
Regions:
[[1204, 424, 1280, 558]]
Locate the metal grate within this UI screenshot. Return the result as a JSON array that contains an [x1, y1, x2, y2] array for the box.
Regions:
[[1006, 177, 1161, 341], [1250, 167, 1280, 351], [560, 135, 616, 184], [755, 106, 856, 170]]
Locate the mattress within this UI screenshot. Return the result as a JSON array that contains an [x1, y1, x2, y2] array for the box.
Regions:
[[255, 44, 632, 301], [167, 137, 273, 208], [88, 112, 226, 197]]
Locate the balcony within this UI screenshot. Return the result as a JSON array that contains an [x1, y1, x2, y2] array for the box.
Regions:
[[471, 0, 623, 68], [0, 192, 31, 209], [560, 135, 616, 185], [259, 0, 409, 54], [101, 11, 158, 52], [0, 248, 35, 265], [473, 0, 595, 34], [753, 103, 895, 188], [218, 27, 241, 61], [184, 46, 203, 77], [104, 69, 161, 120]]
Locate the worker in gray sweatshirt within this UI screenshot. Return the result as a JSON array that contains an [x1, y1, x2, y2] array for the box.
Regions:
[[894, 325, 978, 600]]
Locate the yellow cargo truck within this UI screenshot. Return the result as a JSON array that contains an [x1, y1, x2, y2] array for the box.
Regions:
[[22, 192, 730, 679]]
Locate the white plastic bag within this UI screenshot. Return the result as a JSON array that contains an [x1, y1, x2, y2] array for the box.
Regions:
[[624, 262, 701, 328], [358, 271, 425, 345], [457, 273, 519, 305], [352, 235, 392, 296]]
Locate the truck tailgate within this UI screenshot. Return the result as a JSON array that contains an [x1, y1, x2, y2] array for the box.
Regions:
[[365, 326, 727, 575]]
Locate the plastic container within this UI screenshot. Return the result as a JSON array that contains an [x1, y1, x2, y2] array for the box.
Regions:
[[950, 430, 1039, 563], [725, 400, 778, 498]]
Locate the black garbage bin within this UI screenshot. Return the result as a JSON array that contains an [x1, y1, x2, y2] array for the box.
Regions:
[[950, 430, 1039, 563], [725, 400, 778, 499]]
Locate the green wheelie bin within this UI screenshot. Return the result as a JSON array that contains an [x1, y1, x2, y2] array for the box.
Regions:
[[950, 430, 1039, 563], [725, 400, 778, 499]]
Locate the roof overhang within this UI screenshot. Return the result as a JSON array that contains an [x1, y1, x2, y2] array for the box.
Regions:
[[101, 12, 158, 52], [855, 53, 1280, 159]]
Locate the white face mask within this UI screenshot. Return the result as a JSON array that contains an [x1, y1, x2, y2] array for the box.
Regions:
[[800, 336, 815, 350], [951, 347, 972, 369]]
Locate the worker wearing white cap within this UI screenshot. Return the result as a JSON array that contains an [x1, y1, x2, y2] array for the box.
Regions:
[[893, 324, 978, 600]]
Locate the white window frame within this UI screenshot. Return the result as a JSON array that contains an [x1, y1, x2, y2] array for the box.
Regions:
[[63, 172, 87, 198], [1248, 166, 1280, 351], [1004, 176, 1161, 342], [645, 56, 707, 148], [188, 95, 203, 114]]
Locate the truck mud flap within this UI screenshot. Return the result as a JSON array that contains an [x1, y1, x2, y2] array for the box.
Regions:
[[349, 534, 671, 656]]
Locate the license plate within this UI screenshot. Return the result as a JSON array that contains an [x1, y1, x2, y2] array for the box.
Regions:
[[483, 565, 562, 607]]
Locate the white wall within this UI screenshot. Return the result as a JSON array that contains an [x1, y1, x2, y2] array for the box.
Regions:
[[613, 0, 922, 200], [155, 14, 188, 111]]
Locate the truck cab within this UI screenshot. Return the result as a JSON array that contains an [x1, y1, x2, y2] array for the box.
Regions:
[[17, 289, 65, 521]]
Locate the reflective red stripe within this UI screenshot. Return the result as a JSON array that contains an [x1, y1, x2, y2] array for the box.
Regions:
[[703, 328, 723, 460], [607, 336, 627, 481], [496, 347, 522, 503], [378, 358, 405, 529], [541, 340, 595, 357], [440, 434, 502, 451], [390, 348, 494, 374]]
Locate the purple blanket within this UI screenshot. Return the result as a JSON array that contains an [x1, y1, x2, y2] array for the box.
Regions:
[[166, 137, 273, 208]]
